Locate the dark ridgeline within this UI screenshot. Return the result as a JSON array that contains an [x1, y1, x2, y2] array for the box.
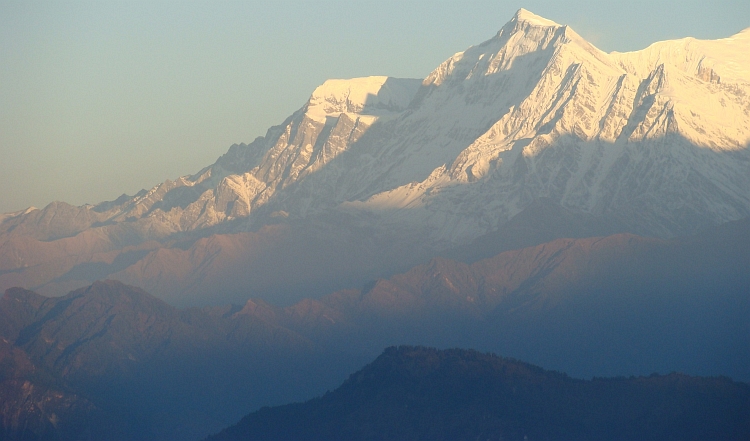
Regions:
[[206, 346, 750, 441]]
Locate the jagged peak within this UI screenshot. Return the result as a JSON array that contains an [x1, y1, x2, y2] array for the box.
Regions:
[[424, 10, 573, 87], [492, 8, 564, 40], [512, 8, 561, 28]]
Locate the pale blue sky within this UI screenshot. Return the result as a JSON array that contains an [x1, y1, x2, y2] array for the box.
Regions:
[[1, 0, 748, 213]]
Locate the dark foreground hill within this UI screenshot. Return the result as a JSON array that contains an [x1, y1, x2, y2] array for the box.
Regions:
[[207, 346, 750, 441]]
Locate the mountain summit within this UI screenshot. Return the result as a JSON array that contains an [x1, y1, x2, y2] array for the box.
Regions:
[[1, 10, 749, 304], [513, 8, 561, 26]]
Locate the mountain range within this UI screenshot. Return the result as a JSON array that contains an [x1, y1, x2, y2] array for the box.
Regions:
[[1, 9, 748, 306], [1, 8, 749, 441], [1, 217, 747, 440], [0, 280, 341, 440]]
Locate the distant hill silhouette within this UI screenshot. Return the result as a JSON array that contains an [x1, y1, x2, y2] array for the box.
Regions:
[[207, 346, 750, 441], [244, 217, 750, 381]]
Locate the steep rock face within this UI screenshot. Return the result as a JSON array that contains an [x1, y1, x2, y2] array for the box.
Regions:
[[1, 9, 749, 302]]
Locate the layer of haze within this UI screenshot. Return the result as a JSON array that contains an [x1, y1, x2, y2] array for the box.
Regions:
[[1, 0, 748, 213]]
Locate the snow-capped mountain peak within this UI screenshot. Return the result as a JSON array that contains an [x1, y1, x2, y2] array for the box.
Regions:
[[423, 8, 604, 88], [348, 11, 750, 240], [51, 10, 750, 241], [2, 10, 748, 302], [511, 8, 561, 28]]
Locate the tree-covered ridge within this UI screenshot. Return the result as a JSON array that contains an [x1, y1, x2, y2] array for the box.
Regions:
[[208, 346, 750, 441]]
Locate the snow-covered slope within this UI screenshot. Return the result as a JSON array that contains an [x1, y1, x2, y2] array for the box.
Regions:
[[2, 9, 749, 301], [10, 8, 748, 242], [332, 9, 750, 241]]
